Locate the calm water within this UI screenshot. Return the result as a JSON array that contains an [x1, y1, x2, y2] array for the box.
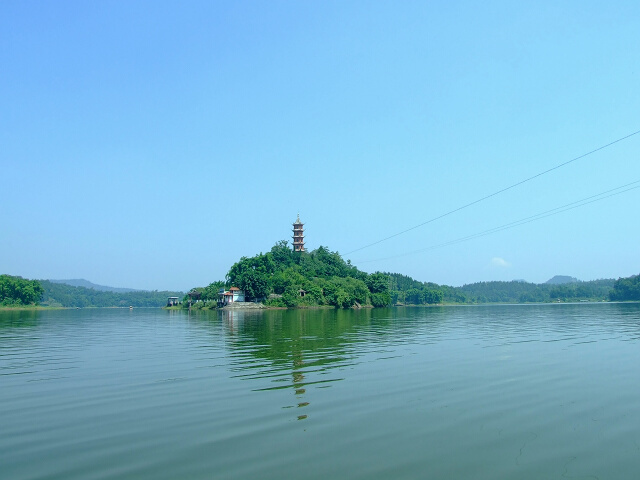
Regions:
[[1, 304, 640, 479]]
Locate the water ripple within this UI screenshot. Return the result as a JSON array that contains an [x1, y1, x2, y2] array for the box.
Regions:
[[1, 304, 640, 480]]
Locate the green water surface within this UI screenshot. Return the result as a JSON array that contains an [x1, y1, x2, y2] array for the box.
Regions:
[[1, 304, 639, 479]]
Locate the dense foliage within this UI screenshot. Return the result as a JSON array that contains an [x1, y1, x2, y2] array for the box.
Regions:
[[455, 279, 614, 303], [40, 281, 184, 308], [185, 241, 392, 309], [0, 275, 44, 306], [372, 274, 615, 305], [7, 263, 636, 311], [384, 273, 446, 305], [187, 242, 634, 309], [609, 274, 640, 301], [225, 241, 392, 308]]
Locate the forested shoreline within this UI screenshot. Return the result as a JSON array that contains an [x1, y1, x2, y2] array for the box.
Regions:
[[0, 275, 44, 306], [0, 275, 183, 308], [38, 281, 185, 308], [184, 241, 640, 309], [386, 273, 616, 305], [2, 245, 640, 308]]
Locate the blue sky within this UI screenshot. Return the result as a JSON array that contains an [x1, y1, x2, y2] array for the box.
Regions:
[[1, 1, 639, 291]]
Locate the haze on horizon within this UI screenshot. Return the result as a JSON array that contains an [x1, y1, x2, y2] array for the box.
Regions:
[[1, 1, 639, 292]]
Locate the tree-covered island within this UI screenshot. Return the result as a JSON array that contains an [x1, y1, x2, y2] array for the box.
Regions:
[[2, 250, 640, 309], [183, 240, 639, 310], [185, 241, 395, 309]]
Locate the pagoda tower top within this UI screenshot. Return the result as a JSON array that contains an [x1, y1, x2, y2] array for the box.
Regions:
[[292, 214, 304, 252]]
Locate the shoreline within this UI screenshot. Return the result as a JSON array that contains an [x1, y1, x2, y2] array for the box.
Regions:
[[6, 301, 637, 313], [0, 305, 66, 311]]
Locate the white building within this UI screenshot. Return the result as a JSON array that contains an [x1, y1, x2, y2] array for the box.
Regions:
[[218, 287, 245, 306]]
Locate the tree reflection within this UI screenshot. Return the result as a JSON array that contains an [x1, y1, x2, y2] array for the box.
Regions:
[[218, 308, 387, 420]]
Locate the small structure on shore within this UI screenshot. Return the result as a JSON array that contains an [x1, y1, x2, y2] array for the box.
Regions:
[[167, 296, 180, 307], [187, 290, 201, 302], [186, 290, 202, 310], [218, 287, 245, 307]]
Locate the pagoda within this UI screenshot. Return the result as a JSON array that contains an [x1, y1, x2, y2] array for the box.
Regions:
[[292, 214, 305, 252]]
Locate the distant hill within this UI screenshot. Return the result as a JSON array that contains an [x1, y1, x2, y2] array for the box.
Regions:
[[48, 279, 139, 293], [545, 275, 579, 285], [40, 280, 184, 308], [455, 278, 613, 303]]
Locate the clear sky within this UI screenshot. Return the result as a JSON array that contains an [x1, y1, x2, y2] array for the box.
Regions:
[[1, 1, 639, 292]]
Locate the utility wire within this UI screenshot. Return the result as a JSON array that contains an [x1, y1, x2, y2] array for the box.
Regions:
[[353, 179, 640, 264], [345, 129, 640, 255]]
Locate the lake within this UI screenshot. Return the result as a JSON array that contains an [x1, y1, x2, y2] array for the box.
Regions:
[[1, 304, 640, 479]]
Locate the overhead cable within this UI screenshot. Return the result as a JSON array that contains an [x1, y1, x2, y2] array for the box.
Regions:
[[345, 129, 640, 255], [353, 179, 640, 264]]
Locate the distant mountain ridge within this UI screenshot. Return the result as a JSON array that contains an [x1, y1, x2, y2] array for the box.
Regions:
[[545, 275, 579, 285], [48, 279, 140, 293], [39, 280, 185, 308]]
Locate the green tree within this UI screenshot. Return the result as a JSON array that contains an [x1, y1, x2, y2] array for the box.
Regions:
[[281, 285, 301, 307], [422, 289, 443, 304], [202, 281, 225, 303], [610, 274, 640, 301], [227, 255, 272, 300], [370, 292, 391, 307], [406, 288, 422, 304], [366, 272, 390, 294], [0, 275, 44, 305], [270, 240, 294, 268]]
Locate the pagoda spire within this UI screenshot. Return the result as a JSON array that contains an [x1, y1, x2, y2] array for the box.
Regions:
[[292, 214, 304, 252]]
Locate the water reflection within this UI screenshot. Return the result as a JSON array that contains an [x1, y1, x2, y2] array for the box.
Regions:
[[209, 306, 461, 420], [201, 303, 640, 421], [218, 308, 372, 419], [0, 309, 41, 329]]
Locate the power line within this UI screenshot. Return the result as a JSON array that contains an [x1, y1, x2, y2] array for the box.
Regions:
[[345, 129, 640, 255], [353, 179, 640, 264]]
